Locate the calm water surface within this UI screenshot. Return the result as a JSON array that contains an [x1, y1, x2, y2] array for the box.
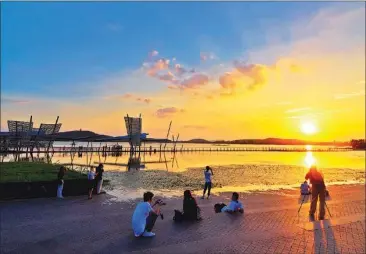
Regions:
[[3, 142, 364, 200]]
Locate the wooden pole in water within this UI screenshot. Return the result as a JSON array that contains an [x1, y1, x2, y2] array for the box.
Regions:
[[173, 133, 179, 153], [164, 121, 172, 150], [171, 135, 175, 152]]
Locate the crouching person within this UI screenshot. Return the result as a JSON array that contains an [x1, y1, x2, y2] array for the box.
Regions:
[[132, 191, 161, 237], [220, 192, 244, 214]]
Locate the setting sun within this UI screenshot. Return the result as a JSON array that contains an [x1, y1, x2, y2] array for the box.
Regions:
[[301, 122, 317, 135]]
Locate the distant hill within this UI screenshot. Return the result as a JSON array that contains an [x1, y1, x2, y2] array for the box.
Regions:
[[183, 137, 350, 146], [54, 130, 112, 140]]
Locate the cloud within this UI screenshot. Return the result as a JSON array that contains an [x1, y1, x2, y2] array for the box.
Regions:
[[200, 52, 216, 62], [183, 125, 207, 130], [334, 90, 365, 100], [136, 97, 151, 104], [180, 73, 209, 89], [155, 107, 183, 118], [106, 23, 123, 32], [218, 61, 270, 94], [285, 107, 311, 114], [2, 98, 31, 104], [142, 51, 210, 90], [149, 50, 159, 58]]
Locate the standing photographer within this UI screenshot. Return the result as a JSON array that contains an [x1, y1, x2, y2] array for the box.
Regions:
[[132, 191, 164, 237], [202, 166, 214, 199], [305, 166, 326, 220]]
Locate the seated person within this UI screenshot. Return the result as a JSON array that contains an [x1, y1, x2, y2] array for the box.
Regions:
[[300, 181, 311, 195], [174, 190, 201, 222], [132, 191, 162, 237], [221, 192, 244, 214], [183, 190, 201, 220]]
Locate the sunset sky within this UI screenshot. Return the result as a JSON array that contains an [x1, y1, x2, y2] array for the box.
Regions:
[[1, 2, 365, 141]]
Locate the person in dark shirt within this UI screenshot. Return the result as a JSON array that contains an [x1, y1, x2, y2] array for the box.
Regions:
[[305, 166, 326, 220], [95, 163, 104, 194], [183, 190, 201, 221], [57, 166, 66, 199]]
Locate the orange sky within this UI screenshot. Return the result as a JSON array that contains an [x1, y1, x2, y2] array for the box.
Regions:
[[2, 4, 365, 141]]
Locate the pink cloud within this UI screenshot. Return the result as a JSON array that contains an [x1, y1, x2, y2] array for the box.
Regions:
[[157, 71, 175, 81], [180, 73, 209, 89], [155, 107, 182, 118], [200, 52, 216, 62], [2, 98, 31, 104], [123, 93, 133, 98], [149, 50, 159, 58]]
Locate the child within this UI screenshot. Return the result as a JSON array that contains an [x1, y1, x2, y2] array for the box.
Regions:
[[300, 181, 311, 195], [87, 167, 96, 199], [221, 192, 244, 214]]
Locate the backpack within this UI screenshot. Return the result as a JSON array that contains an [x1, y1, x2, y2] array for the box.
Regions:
[[173, 210, 184, 222], [214, 203, 227, 213]]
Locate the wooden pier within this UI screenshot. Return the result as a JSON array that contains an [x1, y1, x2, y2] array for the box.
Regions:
[[2, 146, 354, 154]]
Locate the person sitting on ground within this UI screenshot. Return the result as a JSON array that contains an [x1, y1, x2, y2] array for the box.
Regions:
[[305, 165, 326, 220], [174, 190, 201, 222], [221, 192, 244, 214], [300, 181, 311, 195], [57, 166, 66, 199], [87, 167, 97, 199], [132, 191, 162, 237]]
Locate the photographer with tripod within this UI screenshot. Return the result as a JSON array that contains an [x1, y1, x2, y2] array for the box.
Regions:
[[132, 191, 165, 238], [305, 166, 327, 220]]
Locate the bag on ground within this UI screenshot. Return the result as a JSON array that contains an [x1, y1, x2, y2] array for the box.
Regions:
[[214, 203, 227, 213], [173, 210, 184, 222]]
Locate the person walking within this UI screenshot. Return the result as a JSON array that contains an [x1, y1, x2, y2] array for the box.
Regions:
[[201, 166, 213, 199], [305, 165, 326, 220], [57, 166, 66, 199], [95, 163, 104, 194]]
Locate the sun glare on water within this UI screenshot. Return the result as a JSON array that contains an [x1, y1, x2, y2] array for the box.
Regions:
[[301, 122, 317, 135]]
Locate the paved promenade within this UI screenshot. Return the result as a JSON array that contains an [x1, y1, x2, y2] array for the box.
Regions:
[[1, 185, 364, 254]]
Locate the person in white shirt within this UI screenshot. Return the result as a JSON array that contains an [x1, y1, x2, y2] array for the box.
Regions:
[[132, 192, 163, 237], [202, 166, 214, 199], [221, 192, 244, 214], [87, 167, 96, 199]]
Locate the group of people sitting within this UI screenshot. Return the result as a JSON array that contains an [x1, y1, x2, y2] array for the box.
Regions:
[[132, 190, 244, 238]]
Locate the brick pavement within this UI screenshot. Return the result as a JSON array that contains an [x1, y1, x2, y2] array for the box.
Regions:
[[0, 185, 364, 254]]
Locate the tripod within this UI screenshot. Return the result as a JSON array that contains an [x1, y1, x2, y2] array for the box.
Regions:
[[298, 193, 332, 218]]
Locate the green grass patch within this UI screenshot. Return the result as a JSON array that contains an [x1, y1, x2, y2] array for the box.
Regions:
[[0, 162, 86, 183]]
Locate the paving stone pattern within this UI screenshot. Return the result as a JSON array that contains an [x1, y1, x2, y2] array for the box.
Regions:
[[0, 193, 364, 254]]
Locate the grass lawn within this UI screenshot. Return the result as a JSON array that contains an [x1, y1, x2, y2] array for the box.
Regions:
[[0, 162, 86, 183]]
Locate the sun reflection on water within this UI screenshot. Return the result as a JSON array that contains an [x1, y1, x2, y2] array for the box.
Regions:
[[304, 151, 316, 168]]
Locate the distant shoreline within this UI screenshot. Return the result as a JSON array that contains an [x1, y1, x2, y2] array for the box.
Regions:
[[49, 130, 355, 147]]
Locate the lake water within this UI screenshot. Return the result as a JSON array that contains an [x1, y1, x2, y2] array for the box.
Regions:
[[3, 142, 364, 200]]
